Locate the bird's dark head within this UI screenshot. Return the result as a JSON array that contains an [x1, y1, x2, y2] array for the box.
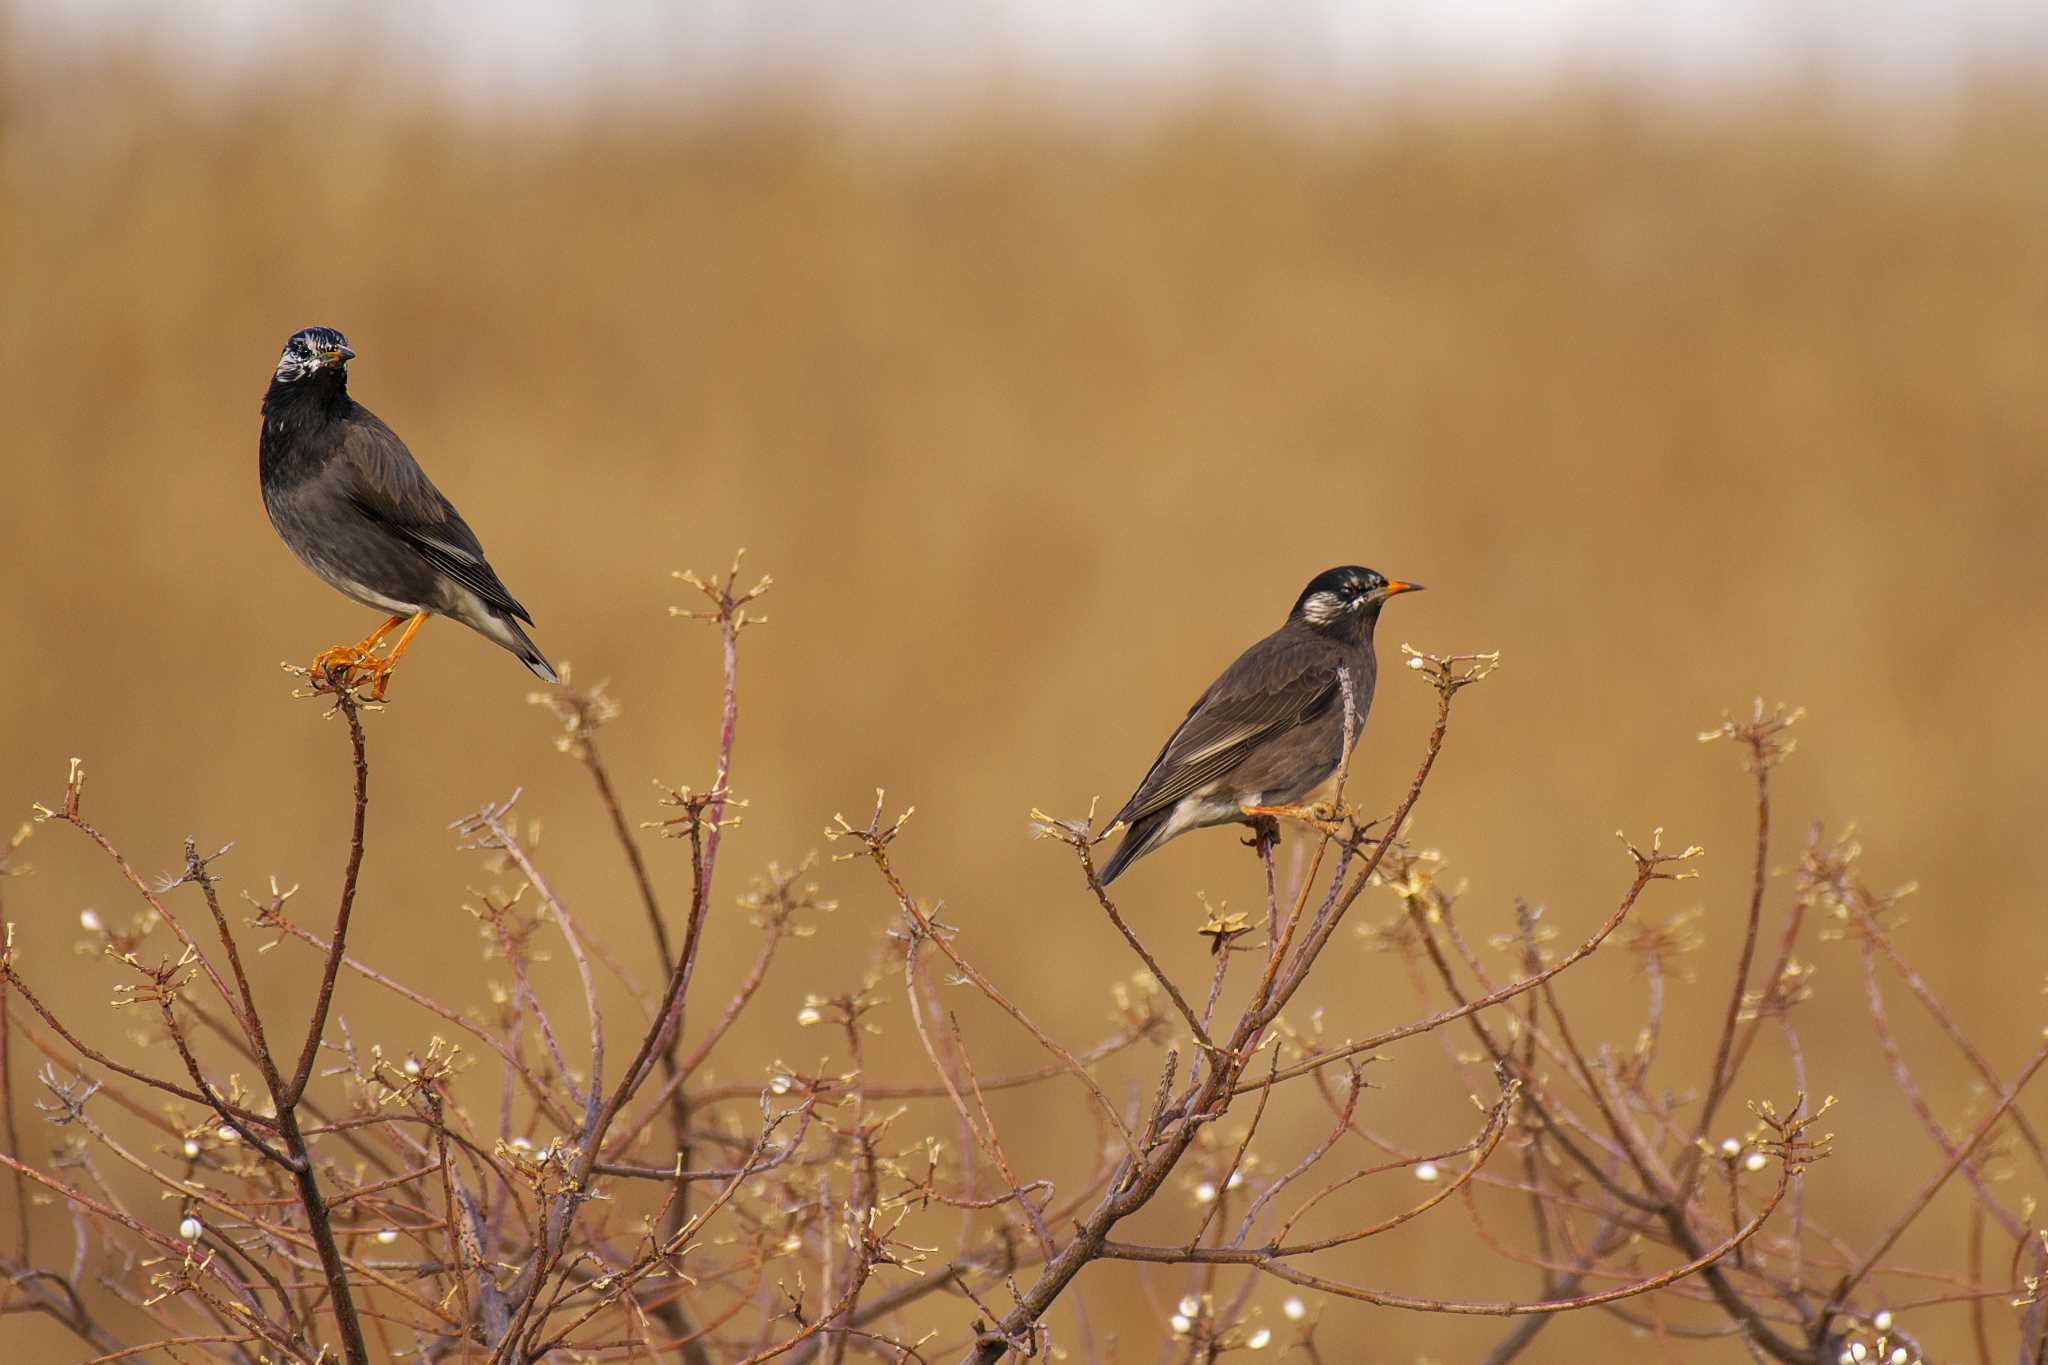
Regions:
[[1289, 566, 1423, 636], [272, 327, 354, 386]]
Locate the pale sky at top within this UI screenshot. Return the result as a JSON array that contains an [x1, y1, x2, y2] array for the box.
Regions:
[[12, 1, 2048, 109]]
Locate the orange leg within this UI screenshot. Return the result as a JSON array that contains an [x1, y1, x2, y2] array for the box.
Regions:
[[1241, 801, 1350, 838], [1241, 802, 1321, 822], [357, 614, 408, 653], [310, 614, 407, 683], [366, 612, 429, 699]]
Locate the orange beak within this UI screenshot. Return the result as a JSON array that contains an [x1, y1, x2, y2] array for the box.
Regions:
[[1381, 579, 1424, 597]]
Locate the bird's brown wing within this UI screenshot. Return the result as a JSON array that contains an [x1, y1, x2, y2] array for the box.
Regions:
[[333, 411, 534, 624], [1113, 630, 1340, 825]]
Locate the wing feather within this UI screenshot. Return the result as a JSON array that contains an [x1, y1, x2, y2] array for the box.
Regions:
[[1112, 632, 1338, 825], [334, 412, 533, 624]]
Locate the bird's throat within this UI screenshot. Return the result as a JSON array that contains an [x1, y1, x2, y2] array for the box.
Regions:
[[260, 371, 351, 484]]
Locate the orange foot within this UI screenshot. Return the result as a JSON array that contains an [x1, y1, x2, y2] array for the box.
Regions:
[[307, 614, 416, 695], [363, 658, 399, 701], [309, 642, 377, 689], [363, 612, 429, 701]]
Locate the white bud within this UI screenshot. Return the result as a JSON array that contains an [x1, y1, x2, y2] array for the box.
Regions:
[[1888, 1352, 1907, 1365], [1248, 1328, 1272, 1349], [178, 1216, 202, 1240], [376, 1228, 399, 1245], [1414, 1162, 1440, 1183], [768, 1074, 793, 1095], [781, 1234, 802, 1253], [1193, 1182, 1217, 1203], [182, 1139, 201, 1158], [1743, 1150, 1767, 1172], [1720, 1138, 1741, 1157], [796, 1006, 822, 1026], [1838, 1352, 1854, 1365], [510, 1136, 532, 1151], [79, 909, 102, 932], [1169, 1315, 1192, 1335], [1226, 1170, 1244, 1189], [1872, 1310, 1893, 1331], [216, 1125, 236, 1143], [1282, 1297, 1306, 1321], [1406, 656, 1424, 670], [1851, 1345, 1868, 1363], [403, 1058, 421, 1076], [1178, 1296, 1201, 1317]]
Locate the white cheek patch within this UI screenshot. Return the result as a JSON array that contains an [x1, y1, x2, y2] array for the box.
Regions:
[[1300, 592, 1346, 624]]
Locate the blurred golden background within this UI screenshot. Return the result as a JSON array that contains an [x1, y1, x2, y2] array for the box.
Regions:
[[5, 27, 2048, 1361]]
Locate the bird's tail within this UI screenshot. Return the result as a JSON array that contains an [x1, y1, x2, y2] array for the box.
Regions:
[[494, 614, 560, 685], [1100, 810, 1172, 886]]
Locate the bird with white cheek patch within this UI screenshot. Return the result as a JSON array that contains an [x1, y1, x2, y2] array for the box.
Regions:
[[257, 326, 558, 698], [1098, 566, 1423, 884]]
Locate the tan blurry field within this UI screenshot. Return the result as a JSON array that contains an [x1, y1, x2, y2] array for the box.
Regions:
[[5, 57, 2048, 1360]]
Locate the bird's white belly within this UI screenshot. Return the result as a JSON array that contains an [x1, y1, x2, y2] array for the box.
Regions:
[[1162, 786, 1256, 841], [311, 561, 427, 617]]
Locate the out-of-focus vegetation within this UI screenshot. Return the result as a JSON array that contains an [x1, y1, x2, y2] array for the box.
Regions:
[[4, 51, 2048, 1359]]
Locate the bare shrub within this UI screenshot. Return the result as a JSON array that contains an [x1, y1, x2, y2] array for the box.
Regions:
[[0, 562, 2033, 1363]]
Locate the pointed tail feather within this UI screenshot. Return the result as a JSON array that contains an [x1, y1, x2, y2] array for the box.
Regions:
[[496, 614, 560, 684], [1100, 809, 1173, 885], [452, 593, 560, 684]]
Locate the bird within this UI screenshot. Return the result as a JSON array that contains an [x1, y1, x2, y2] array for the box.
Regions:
[[258, 326, 558, 697], [1097, 566, 1422, 885]]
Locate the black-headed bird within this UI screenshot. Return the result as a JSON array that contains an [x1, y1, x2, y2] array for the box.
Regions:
[[257, 327, 557, 697], [1099, 566, 1422, 884]]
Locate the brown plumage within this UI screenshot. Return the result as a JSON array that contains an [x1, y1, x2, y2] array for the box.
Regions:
[[1099, 566, 1422, 884]]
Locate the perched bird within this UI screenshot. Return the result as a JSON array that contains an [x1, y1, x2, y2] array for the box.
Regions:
[[1098, 566, 1422, 885], [258, 327, 558, 696]]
